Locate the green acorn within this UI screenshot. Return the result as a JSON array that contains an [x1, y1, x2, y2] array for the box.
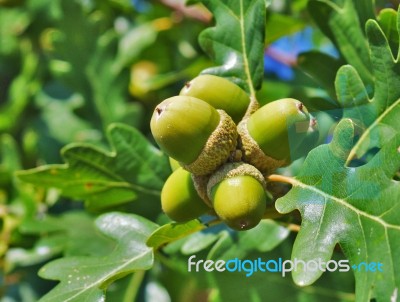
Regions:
[[151, 96, 238, 175], [161, 167, 209, 222], [179, 75, 250, 123], [238, 98, 311, 174], [207, 163, 266, 231]]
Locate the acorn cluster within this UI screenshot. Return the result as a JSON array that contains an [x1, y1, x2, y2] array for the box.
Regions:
[[151, 75, 318, 230]]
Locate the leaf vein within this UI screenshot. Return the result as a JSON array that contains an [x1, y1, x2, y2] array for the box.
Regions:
[[61, 251, 151, 302], [292, 178, 400, 231]]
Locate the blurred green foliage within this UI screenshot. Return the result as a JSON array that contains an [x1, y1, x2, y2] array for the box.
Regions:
[[0, 1, 213, 300], [1, 0, 399, 301]]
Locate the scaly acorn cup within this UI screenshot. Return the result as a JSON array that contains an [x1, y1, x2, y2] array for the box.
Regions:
[[191, 174, 213, 207], [151, 96, 238, 175], [238, 98, 311, 174], [179, 74, 250, 123], [161, 167, 210, 222], [207, 163, 266, 231]]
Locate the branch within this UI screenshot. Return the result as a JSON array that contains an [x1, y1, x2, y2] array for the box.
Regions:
[[267, 174, 296, 185]]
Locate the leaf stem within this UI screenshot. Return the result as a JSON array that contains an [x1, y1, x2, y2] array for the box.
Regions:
[[267, 174, 296, 185], [204, 218, 221, 228], [160, 0, 212, 23], [278, 222, 301, 232], [239, 0, 256, 100], [244, 95, 260, 119]]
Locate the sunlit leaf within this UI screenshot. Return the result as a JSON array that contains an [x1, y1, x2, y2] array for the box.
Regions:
[[199, 0, 266, 96], [38, 212, 157, 302], [276, 119, 400, 301], [334, 9, 400, 161]]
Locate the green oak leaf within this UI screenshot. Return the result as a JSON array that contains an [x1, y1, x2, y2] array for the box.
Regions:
[[180, 225, 223, 255], [335, 7, 400, 162], [198, 0, 266, 96], [6, 212, 116, 271], [38, 212, 158, 302], [307, 0, 373, 85], [146, 219, 206, 250], [275, 119, 400, 302], [377, 8, 399, 56], [34, 89, 94, 145], [297, 51, 343, 101], [16, 123, 170, 210]]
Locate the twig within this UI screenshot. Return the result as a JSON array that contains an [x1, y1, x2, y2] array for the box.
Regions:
[[267, 174, 296, 185], [160, 0, 212, 23]]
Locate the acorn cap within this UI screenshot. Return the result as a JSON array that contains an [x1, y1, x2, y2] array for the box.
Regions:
[[182, 109, 238, 175], [207, 162, 266, 198], [151, 96, 220, 164], [180, 74, 250, 123], [207, 163, 266, 231], [237, 119, 287, 175], [238, 98, 311, 174], [191, 174, 212, 207], [161, 167, 210, 222]]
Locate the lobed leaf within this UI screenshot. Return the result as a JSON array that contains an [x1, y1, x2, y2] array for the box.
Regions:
[[297, 51, 343, 101], [16, 123, 170, 210], [377, 8, 399, 57], [38, 212, 158, 302], [335, 8, 400, 162], [6, 212, 116, 271], [275, 119, 400, 301], [146, 219, 205, 250], [198, 0, 267, 97], [180, 224, 224, 255], [307, 0, 373, 85]]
